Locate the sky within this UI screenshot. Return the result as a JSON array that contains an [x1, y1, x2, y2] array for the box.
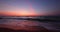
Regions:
[[0, 0, 60, 16]]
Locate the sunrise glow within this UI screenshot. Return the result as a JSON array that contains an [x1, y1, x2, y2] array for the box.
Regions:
[[0, 0, 58, 16]]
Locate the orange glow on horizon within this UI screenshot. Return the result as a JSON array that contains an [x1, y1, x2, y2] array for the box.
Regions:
[[0, 11, 38, 16], [0, 1, 38, 16]]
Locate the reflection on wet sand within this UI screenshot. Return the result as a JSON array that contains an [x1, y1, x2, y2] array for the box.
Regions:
[[0, 20, 48, 32]]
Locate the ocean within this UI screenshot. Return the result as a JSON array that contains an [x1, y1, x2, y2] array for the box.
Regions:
[[0, 17, 60, 32]]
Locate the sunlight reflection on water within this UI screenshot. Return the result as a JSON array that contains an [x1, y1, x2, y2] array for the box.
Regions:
[[0, 19, 60, 30]]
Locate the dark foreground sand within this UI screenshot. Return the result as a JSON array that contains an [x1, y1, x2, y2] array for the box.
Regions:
[[0, 24, 49, 32], [0, 19, 60, 32]]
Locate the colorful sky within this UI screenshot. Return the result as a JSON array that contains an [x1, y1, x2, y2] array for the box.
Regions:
[[0, 0, 60, 16]]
